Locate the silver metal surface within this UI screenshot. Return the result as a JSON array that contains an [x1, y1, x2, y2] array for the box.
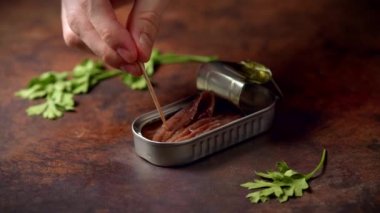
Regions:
[[197, 62, 246, 106], [196, 61, 278, 113], [132, 61, 280, 167], [132, 97, 276, 167]]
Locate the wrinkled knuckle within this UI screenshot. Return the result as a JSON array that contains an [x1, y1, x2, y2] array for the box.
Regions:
[[139, 11, 161, 36], [100, 29, 115, 46]]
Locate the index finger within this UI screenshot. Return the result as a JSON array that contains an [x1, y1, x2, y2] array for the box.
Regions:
[[127, 0, 170, 61], [87, 0, 138, 63]]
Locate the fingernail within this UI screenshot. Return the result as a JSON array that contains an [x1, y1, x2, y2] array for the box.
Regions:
[[120, 64, 142, 76], [139, 33, 152, 53], [117, 48, 135, 63]]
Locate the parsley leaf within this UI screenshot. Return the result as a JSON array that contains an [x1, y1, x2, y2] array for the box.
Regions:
[[72, 59, 121, 94], [121, 74, 149, 90], [15, 60, 118, 119], [16, 49, 218, 119], [18, 73, 76, 119], [15, 72, 69, 99], [241, 149, 327, 203]]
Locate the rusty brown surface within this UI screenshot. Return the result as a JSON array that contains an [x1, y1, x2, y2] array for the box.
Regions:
[[0, 0, 379, 212]]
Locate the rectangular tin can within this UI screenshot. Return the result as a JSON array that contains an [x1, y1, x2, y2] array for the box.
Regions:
[[132, 61, 280, 166], [132, 97, 276, 167]]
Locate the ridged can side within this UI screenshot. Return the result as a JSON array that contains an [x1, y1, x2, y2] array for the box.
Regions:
[[132, 100, 276, 167]]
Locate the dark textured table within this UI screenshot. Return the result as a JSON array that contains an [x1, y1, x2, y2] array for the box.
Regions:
[[1, 0, 379, 212]]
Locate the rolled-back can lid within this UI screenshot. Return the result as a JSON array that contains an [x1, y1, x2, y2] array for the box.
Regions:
[[197, 61, 280, 112], [197, 62, 245, 106]]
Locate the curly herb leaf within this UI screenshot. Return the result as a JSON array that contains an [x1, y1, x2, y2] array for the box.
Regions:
[[241, 149, 327, 203]]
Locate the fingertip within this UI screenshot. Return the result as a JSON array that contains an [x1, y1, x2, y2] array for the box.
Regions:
[[117, 48, 137, 63], [120, 64, 143, 76], [87, 0, 139, 63], [137, 33, 153, 61]]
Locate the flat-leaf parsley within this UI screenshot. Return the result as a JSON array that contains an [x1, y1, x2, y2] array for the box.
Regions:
[[16, 49, 217, 119], [241, 149, 327, 203]]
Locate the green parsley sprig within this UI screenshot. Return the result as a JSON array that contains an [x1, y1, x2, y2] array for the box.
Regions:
[[241, 149, 327, 203], [16, 49, 217, 119], [15, 60, 119, 119]]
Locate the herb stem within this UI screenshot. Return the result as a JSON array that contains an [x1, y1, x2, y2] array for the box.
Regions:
[[305, 149, 327, 180], [158, 54, 217, 64]]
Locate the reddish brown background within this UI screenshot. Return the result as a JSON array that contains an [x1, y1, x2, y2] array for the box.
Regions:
[[1, 0, 379, 212]]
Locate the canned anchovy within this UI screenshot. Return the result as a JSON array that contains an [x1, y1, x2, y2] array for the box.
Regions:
[[131, 61, 281, 166], [132, 97, 276, 166]]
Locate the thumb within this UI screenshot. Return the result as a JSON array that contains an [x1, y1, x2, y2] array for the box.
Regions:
[[127, 0, 170, 62]]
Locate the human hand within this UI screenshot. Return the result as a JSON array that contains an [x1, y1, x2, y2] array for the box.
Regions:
[[61, 0, 169, 76]]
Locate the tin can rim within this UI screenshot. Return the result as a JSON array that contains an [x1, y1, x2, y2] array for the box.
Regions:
[[131, 99, 276, 146]]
